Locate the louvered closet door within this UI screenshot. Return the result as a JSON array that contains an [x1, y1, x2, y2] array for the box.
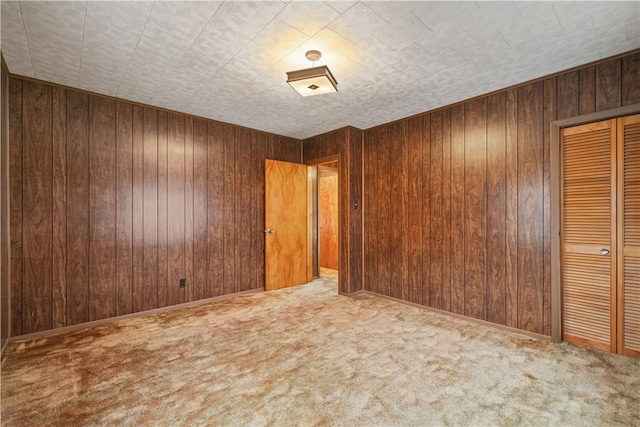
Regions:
[[618, 115, 640, 357], [561, 120, 617, 352]]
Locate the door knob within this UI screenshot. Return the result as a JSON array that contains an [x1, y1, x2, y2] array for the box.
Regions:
[[264, 228, 274, 234], [600, 248, 610, 255]]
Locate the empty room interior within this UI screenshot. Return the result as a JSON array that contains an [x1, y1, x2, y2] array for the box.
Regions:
[[1, 1, 640, 425]]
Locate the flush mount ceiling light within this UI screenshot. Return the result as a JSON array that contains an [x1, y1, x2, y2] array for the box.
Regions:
[[286, 50, 338, 97]]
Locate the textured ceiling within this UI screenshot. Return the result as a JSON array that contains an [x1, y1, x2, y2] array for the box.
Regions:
[[2, 1, 639, 139]]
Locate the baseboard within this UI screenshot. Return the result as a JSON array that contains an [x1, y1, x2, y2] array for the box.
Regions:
[[8, 288, 264, 344], [356, 291, 551, 342]]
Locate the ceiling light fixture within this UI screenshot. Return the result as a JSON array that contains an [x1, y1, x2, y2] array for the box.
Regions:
[[286, 50, 338, 97]]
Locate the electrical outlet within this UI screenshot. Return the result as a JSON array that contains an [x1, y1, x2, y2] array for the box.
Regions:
[[179, 278, 186, 288]]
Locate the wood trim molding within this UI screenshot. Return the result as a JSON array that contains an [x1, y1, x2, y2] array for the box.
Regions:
[[358, 291, 551, 342], [550, 103, 640, 343], [6, 288, 263, 345]]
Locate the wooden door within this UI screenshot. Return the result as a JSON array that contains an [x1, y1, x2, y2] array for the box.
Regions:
[[264, 159, 309, 291], [618, 115, 640, 357], [561, 120, 617, 352]]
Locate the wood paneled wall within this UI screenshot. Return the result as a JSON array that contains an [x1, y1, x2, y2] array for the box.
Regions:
[[303, 127, 363, 294], [363, 51, 640, 336], [8, 76, 301, 336], [1, 66, 10, 349]]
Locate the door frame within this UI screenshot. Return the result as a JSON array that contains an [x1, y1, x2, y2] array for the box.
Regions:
[[550, 103, 640, 343], [305, 155, 341, 283]]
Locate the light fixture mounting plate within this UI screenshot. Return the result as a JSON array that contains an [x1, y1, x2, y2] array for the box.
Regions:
[[305, 50, 322, 62]]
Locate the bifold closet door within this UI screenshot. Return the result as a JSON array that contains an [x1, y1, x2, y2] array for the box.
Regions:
[[618, 115, 640, 357], [561, 120, 617, 352]]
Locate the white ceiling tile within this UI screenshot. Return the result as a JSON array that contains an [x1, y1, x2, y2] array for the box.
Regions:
[[83, 14, 141, 53], [327, 2, 388, 44], [218, 1, 287, 28], [145, 1, 223, 41], [362, 1, 420, 22], [373, 12, 430, 50], [323, 1, 357, 14], [1, 1, 34, 77], [277, 1, 340, 37], [237, 19, 309, 69], [411, 2, 480, 29], [197, 10, 263, 51], [628, 21, 640, 41], [85, 1, 153, 34]]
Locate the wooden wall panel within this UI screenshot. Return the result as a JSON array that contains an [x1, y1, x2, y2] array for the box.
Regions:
[[89, 97, 117, 321], [389, 123, 404, 300], [66, 91, 90, 327], [360, 51, 639, 337], [8, 77, 302, 335], [115, 101, 133, 316], [1, 69, 9, 346], [464, 98, 487, 320], [348, 128, 363, 294], [405, 117, 423, 305]]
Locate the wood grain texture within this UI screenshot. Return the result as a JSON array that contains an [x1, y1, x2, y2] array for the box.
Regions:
[[52, 86, 67, 328], [390, 122, 404, 300], [557, 71, 579, 120], [405, 117, 423, 305], [517, 82, 544, 334], [422, 114, 432, 307], [184, 116, 194, 304], [596, 59, 621, 112], [1, 70, 8, 344], [66, 91, 90, 327], [167, 113, 185, 307], [207, 122, 224, 297], [486, 92, 507, 325], [142, 108, 158, 311], [542, 78, 556, 336], [363, 129, 377, 294], [430, 112, 444, 310], [442, 109, 452, 312], [223, 125, 235, 295], [89, 96, 117, 321], [505, 88, 519, 329], [235, 128, 252, 292], [132, 106, 144, 313], [319, 173, 339, 270], [348, 128, 363, 294], [450, 106, 464, 315], [377, 126, 391, 297], [115, 101, 133, 316], [579, 66, 596, 115], [9, 77, 23, 336], [464, 98, 487, 321], [192, 119, 208, 301], [621, 53, 640, 106], [156, 111, 169, 308]]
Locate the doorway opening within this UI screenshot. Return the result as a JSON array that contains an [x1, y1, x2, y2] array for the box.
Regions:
[[308, 158, 340, 287]]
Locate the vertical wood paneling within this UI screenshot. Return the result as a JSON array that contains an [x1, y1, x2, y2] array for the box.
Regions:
[[9, 78, 23, 336], [442, 109, 452, 312], [252, 132, 266, 290], [115, 101, 133, 316], [52, 87, 67, 328], [156, 111, 168, 308], [132, 106, 144, 313], [235, 128, 252, 292], [405, 117, 423, 304], [89, 96, 117, 321], [430, 112, 444, 310], [505, 88, 519, 328], [557, 71, 579, 120], [184, 116, 194, 303], [377, 126, 391, 297], [1, 70, 9, 344], [22, 81, 53, 333], [223, 126, 235, 294], [421, 114, 432, 307], [167, 113, 185, 306], [142, 108, 158, 311], [464, 98, 487, 320], [579, 66, 596, 115], [207, 122, 224, 297], [339, 132, 350, 294], [517, 82, 544, 333], [363, 130, 377, 293], [390, 123, 404, 300], [596, 59, 622, 112], [450, 106, 465, 314], [542, 78, 556, 336], [66, 91, 90, 326], [400, 123, 410, 300], [486, 92, 507, 325], [348, 128, 363, 294], [192, 119, 208, 301], [621, 53, 640, 106]]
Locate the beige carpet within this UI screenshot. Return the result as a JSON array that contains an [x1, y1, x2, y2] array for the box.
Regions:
[[2, 269, 639, 426]]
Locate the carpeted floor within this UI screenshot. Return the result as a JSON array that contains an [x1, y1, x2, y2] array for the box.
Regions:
[[2, 269, 639, 426]]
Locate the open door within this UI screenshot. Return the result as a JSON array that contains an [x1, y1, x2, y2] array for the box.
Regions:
[[265, 159, 309, 290]]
